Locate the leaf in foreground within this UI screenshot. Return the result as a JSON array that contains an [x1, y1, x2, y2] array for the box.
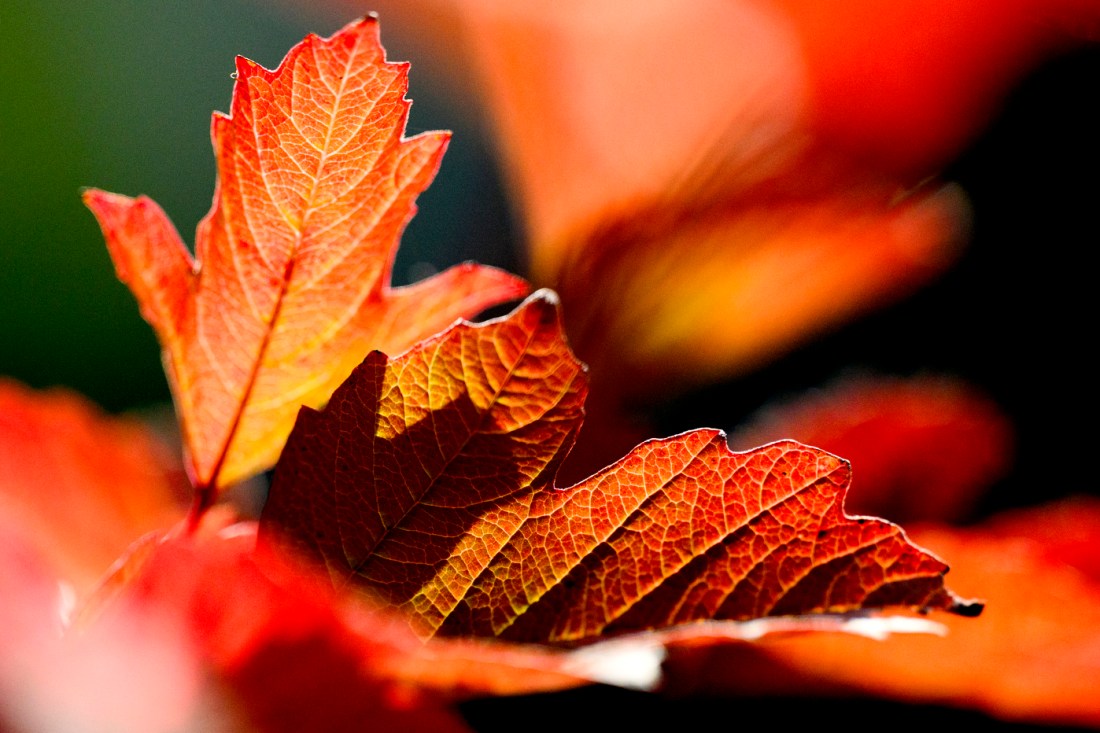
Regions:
[[0, 378, 187, 597], [84, 17, 528, 494], [0, 519, 207, 733], [93, 524, 668, 733], [261, 291, 979, 644]]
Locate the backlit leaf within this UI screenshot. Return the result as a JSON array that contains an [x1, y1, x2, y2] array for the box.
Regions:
[[84, 17, 528, 494], [260, 291, 978, 644]]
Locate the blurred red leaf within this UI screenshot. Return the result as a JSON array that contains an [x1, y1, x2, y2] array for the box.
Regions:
[[106, 524, 684, 732], [770, 0, 1100, 176], [659, 498, 1100, 728], [84, 17, 527, 496], [729, 374, 1014, 522], [0, 378, 187, 597], [1, 525, 575, 733], [0, 520, 210, 733], [375, 0, 1099, 402], [0, 515, 471, 733], [120, 526, 473, 733], [974, 496, 1100, 579], [405, 1, 960, 393], [261, 291, 978, 644]]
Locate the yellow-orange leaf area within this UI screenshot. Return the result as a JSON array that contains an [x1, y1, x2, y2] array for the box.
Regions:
[[84, 17, 528, 496], [260, 290, 980, 645]]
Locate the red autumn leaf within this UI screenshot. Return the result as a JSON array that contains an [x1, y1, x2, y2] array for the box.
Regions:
[[973, 495, 1100, 579], [728, 374, 1014, 523], [84, 16, 528, 496], [658, 497, 1100, 728], [260, 291, 978, 645], [4, 502, 624, 733], [0, 378, 188, 597], [0, 511, 471, 733], [119, 526, 474, 733]]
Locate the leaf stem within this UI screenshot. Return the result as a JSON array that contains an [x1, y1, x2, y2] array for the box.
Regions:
[[187, 484, 216, 532]]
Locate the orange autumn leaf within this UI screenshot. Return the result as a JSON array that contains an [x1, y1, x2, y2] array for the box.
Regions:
[[84, 17, 528, 495], [0, 378, 187, 597], [728, 374, 1014, 523], [260, 291, 978, 644], [658, 498, 1100, 728]]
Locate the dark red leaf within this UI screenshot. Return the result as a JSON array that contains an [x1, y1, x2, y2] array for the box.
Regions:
[[261, 291, 978, 644]]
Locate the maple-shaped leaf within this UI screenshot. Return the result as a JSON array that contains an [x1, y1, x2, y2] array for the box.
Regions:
[[260, 291, 978, 644], [84, 17, 528, 495]]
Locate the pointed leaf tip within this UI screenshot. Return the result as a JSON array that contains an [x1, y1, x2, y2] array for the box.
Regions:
[[951, 597, 984, 617], [515, 288, 566, 327]]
